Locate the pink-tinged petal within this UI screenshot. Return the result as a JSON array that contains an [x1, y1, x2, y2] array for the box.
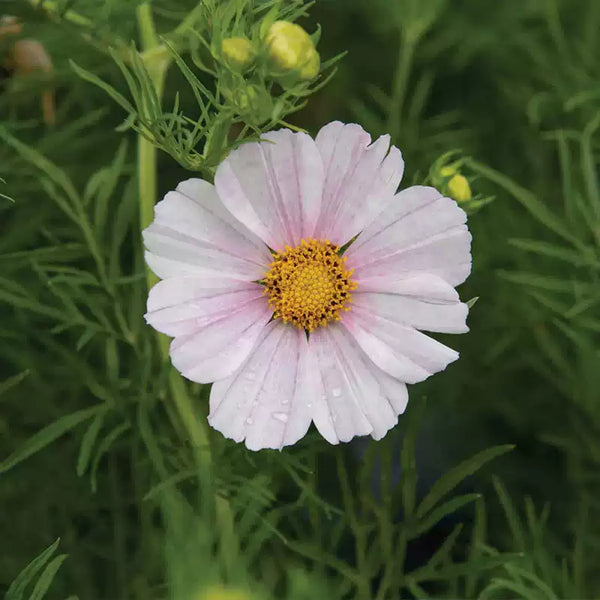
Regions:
[[309, 324, 403, 442], [352, 274, 469, 334], [209, 322, 313, 450], [342, 308, 459, 384], [143, 178, 271, 281], [346, 186, 472, 286], [168, 297, 271, 383], [313, 121, 404, 245], [145, 276, 265, 337], [371, 366, 409, 416], [214, 130, 324, 250], [354, 272, 460, 300]]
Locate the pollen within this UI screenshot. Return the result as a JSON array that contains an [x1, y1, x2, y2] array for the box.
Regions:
[[263, 239, 357, 332]]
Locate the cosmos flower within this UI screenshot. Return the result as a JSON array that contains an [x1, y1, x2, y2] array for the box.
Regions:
[[143, 122, 471, 450]]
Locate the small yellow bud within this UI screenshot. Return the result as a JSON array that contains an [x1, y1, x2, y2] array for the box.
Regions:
[[199, 586, 249, 600], [440, 165, 456, 178], [267, 21, 320, 80], [221, 37, 255, 70], [447, 174, 472, 202]]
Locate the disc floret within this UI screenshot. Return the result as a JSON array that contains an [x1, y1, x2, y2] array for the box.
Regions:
[[263, 239, 357, 332]]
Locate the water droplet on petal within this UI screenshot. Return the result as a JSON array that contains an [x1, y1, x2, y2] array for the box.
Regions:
[[245, 417, 254, 425], [332, 387, 342, 398], [272, 412, 289, 423], [281, 397, 289, 405]]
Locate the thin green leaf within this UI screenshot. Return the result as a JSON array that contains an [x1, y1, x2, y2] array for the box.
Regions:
[[467, 159, 583, 248], [416, 523, 463, 572], [29, 555, 68, 600], [411, 554, 522, 582], [0, 127, 79, 205], [509, 238, 600, 268], [492, 477, 526, 550], [465, 496, 487, 597], [70, 60, 136, 114], [0, 406, 102, 474], [76, 408, 108, 477], [0, 370, 29, 398], [6, 539, 60, 600], [400, 399, 425, 518], [416, 445, 514, 518], [90, 422, 131, 492], [411, 493, 481, 537]]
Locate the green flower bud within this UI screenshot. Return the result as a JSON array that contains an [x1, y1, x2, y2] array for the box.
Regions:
[[221, 37, 255, 70], [223, 83, 272, 125], [266, 21, 320, 80]]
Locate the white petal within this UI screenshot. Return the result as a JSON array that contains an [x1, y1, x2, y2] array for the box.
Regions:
[[352, 275, 469, 334], [142, 178, 271, 281], [308, 324, 403, 442], [168, 297, 271, 383], [145, 276, 265, 337], [214, 130, 324, 250], [342, 308, 459, 384], [346, 186, 472, 286], [209, 322, 313, 450], [354, 271, 460, 300], [313, 121, 404, 245]]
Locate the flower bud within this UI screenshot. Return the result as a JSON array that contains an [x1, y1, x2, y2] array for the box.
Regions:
[[221, 37, 255, 70], [299, 47, 320, 80], [266, 21, 320, 80], [199, 586, 249, 600], [447, 174, 472, 202]]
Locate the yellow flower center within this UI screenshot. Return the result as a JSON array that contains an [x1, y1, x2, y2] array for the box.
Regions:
[[263, 239, 357, 332]]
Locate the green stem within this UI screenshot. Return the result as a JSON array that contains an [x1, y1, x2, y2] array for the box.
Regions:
[[26, 0, 92, 28], [137, 5, 238, 573], [387, 31, 417, 142], [136, 2, 211, 462]]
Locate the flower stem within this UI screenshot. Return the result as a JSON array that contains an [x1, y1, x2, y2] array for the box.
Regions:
[[136, 2, 211, 463]]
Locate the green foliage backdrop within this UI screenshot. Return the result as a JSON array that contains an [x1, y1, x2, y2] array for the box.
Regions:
[[1, 0, 599, 598]]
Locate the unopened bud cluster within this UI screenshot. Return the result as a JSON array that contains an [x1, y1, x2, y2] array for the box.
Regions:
[[220, 20, 320, 81]]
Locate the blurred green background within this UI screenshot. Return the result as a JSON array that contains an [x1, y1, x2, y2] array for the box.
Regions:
[[1, 1, 599, 598]]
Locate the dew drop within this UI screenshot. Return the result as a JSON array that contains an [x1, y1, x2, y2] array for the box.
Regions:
[[281, 397, 289, 405], [272, 412, 289, 423], [245, 417, 254, 425], [332, 387, 342, 398]]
